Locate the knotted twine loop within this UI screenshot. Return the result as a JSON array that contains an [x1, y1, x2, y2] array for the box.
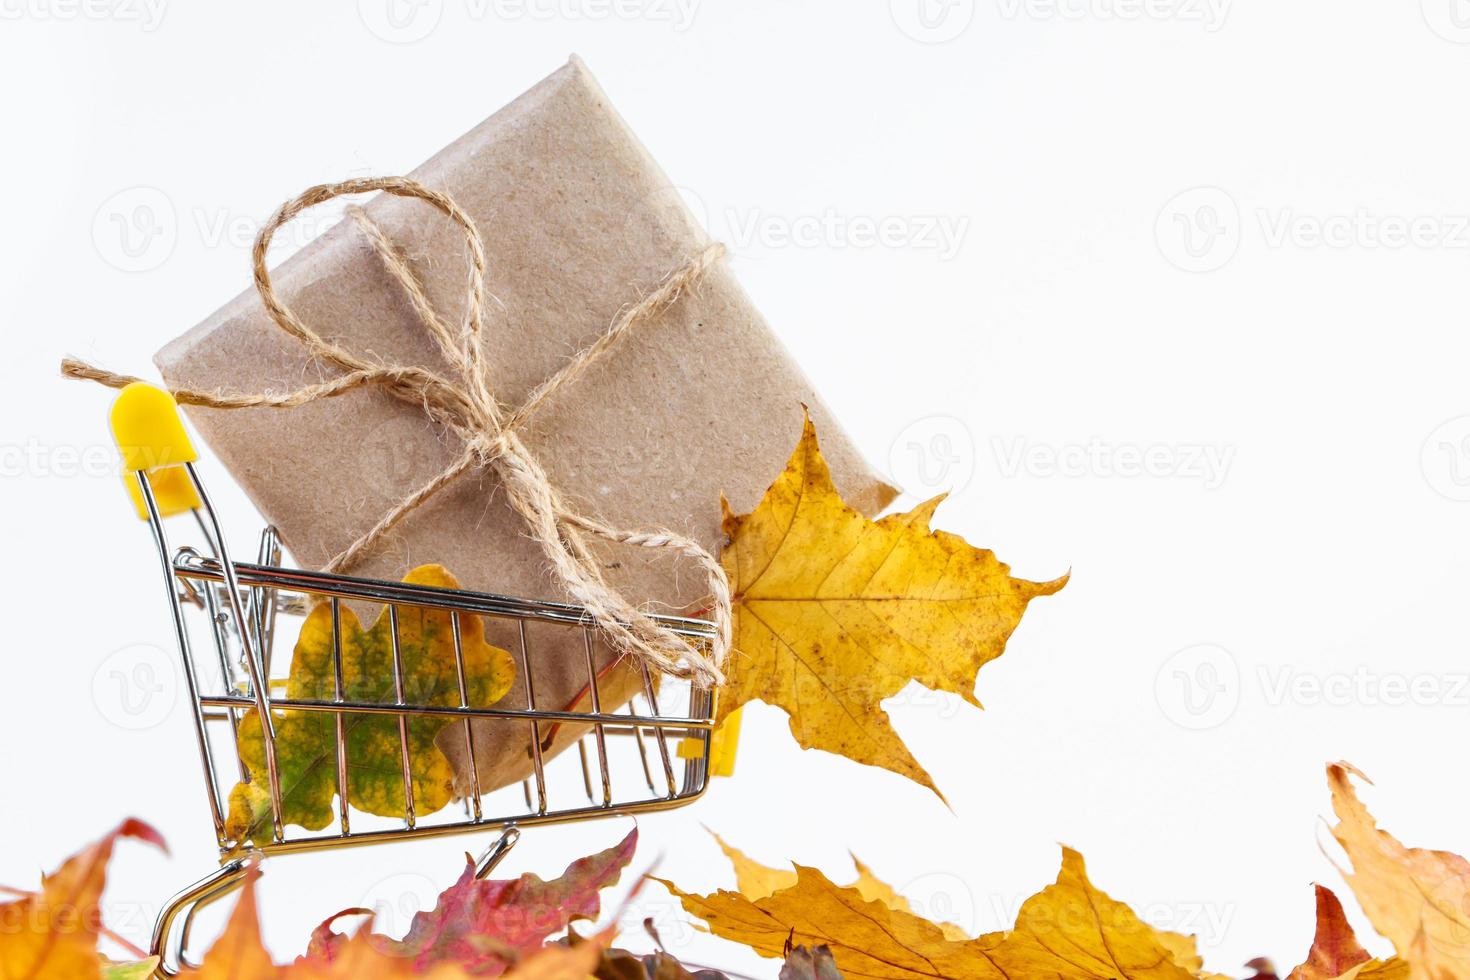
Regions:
[[64, 176, 730, 686]]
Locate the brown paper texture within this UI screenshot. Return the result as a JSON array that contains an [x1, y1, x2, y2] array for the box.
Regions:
[[155, 55, 896, 801]]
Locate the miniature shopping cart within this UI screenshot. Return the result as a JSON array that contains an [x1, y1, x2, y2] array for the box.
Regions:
[[107, 382, 729, 976]]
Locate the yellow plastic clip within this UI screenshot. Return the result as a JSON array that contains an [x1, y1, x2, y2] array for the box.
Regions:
[[110, 382, 202, 519], [681, 704, 742, 778]]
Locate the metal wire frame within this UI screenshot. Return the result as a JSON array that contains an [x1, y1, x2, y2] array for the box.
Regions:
[[129, 463, 719, 974]]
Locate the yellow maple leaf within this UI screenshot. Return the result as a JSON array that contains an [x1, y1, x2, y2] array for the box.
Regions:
[[227, 565, 517, 843], [659, 844, 1200, 979], [708, 830, 797, 899], [997, 848, 1199, 979], [708, 830, 970, 941], [1349, 964, 1411, 980], [718, 415, 1066, 797], [1327, 763, 1470, 980], [657, 863, 1003, 980]]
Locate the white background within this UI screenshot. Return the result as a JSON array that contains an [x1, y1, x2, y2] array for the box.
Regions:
[[3, 2, 1470, 976]]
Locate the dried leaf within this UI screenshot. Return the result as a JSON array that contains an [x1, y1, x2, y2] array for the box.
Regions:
[[656, 862, 1000, 980], [708, 831, 967, 941], [780, 946, 844, 980], [1244, 958, 1281, 980], [997, 847, 1198, 979], [310, 828, 637, 975], [290, 929, 416, 978], [496, 934, 612, 980], [1153, 930, 1208, 976], [718, 415, 1065, 797], [847, 858, 969, 943], [592, 946, 731, 979], [708, 832, 796, 900], [0, 819, 165, 980], [184, 868, 499, 980], [659, 845, 1202, 980], [227, 565, 516, 843], [182, 857, 624, 980], [1284, 886, 1371, 980], [1327, 763, 1470, 980]]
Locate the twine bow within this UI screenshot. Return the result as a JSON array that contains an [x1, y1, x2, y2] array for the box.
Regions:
[[65, 176, 730, 686]]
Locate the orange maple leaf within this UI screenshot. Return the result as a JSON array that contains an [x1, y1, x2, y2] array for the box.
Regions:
[[0, 819, 165, 980]]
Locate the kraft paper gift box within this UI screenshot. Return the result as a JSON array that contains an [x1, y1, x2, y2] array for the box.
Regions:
[[155, 55, 896, 802]]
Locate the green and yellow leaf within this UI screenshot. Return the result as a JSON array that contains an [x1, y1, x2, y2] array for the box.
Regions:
[[226, 565, 516, 844]]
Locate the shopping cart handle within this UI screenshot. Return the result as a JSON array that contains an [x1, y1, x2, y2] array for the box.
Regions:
[[111, 382, 198, 471], [111, 382, 202, 519]]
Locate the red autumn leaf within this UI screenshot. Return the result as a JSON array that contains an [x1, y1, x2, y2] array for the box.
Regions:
[[1284, 886, 1371, 980], [308, 828, 638, 975], [1243, 960, 1281, 980]]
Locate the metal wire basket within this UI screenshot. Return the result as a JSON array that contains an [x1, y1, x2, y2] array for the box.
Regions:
[[107, 382, 720, 975]]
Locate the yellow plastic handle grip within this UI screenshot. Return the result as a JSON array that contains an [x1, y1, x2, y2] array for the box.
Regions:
[[110, 383, 202, 519], [110, 382, 198, 471], [123, 466, 201, 520]]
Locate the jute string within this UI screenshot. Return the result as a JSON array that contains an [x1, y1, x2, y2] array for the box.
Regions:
[[64, 176, 729, 686]]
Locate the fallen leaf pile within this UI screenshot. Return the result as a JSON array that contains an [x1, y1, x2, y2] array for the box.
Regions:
[[4, 765, 1468, 978], [183, 862, 615, 980], [0, 822, 722, 979], [227, 565, 516, 844], [660, 765, 1465, 980], [659, 842, 1206, 979], [717, 415, 1066, 798]]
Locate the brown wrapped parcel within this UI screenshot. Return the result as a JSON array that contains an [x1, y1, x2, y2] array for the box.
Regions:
[[155, 56, 895, 799]]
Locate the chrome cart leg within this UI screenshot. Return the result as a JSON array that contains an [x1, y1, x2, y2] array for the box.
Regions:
[[473, 826, 520, 880], [150, 857, 254, 977]]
